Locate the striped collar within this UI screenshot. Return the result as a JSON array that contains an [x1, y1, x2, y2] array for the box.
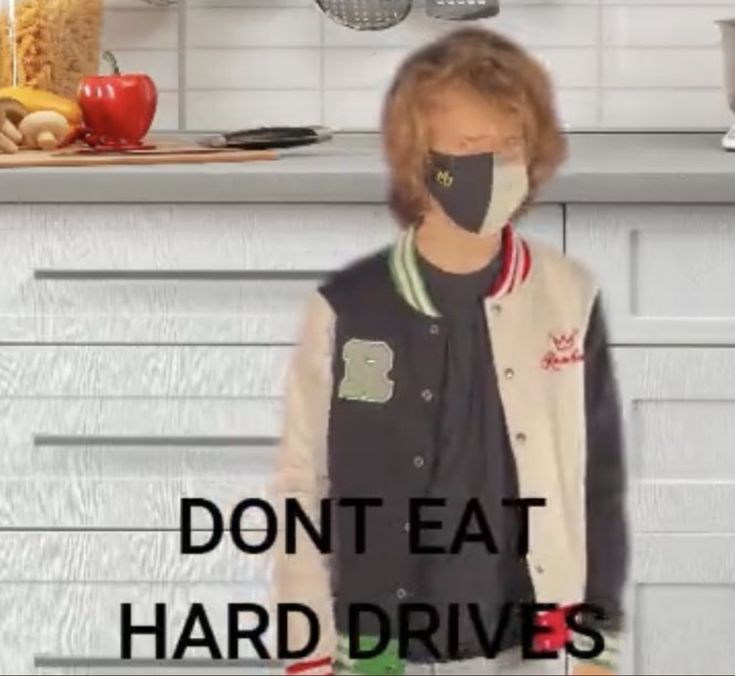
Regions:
[[388, 223, 532, 318]]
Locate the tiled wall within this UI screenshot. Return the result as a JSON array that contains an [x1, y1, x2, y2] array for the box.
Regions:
[[103, 0, 735, 132], [103, 0, 181, 129]]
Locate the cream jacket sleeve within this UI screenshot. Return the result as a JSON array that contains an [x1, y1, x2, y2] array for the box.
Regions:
[[269, 290, 338, 674]]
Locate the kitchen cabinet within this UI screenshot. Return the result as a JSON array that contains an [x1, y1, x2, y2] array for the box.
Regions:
[[566, 205, 735, 345], [613, 348, 735, 676], [0, 203, 562, 674], [1, 183, 734, 674], [0, 205, 561, 531], [565, 203, 735, 674]]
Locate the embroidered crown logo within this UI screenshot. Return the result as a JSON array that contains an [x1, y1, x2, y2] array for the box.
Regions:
[[550, 329, 578, 352], [435, 169, 453, 187], [541, 330, 584, 371]]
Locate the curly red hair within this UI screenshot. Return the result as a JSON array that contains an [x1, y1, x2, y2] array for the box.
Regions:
[[381, 27, 567, 228]]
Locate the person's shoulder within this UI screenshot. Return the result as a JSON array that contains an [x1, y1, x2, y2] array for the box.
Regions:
[[318, 245, 394, 313], [522, 234, 600, 323], [321, 246, 391, 291], [523, 234, 598, 292]]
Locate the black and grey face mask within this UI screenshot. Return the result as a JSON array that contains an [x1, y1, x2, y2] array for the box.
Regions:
[[425, 149, 529, 235]]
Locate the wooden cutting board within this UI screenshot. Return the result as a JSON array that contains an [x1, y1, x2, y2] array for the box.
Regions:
[[0, 142, 278, 169]]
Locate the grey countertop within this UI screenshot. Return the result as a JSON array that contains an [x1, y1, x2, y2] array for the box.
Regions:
[[1, 132, 733, 204]]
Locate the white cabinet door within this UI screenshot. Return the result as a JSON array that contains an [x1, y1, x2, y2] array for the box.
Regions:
[[0, 345, 291, 529], [614, 347, 735, 675], [0, 203, 394, 344], [566, 205, 735, 345]]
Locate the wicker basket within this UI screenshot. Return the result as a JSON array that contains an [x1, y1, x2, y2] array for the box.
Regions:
[[0, 0, 103, 99]]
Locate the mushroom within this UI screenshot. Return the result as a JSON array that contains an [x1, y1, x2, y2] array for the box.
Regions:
[[0, 97, 28, 154], [19, 110, 71, 151]]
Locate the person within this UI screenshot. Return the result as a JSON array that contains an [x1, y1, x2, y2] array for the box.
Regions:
[[270, 26, 629, 676]]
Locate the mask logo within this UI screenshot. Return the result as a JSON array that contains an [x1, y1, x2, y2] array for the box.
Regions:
[[338, 339, 395, 403], [434, 169, 454, 188]]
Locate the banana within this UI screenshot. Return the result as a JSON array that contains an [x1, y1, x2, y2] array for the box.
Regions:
[[0, 87, 82, 125]]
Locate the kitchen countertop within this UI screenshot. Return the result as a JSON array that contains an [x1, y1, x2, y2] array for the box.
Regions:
[[1, 132, 733, 204]]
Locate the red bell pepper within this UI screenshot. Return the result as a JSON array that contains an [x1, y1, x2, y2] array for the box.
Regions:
[[78, 51, 158, 149]]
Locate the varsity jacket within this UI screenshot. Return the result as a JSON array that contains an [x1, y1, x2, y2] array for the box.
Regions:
[[270, 223, 629, 674]]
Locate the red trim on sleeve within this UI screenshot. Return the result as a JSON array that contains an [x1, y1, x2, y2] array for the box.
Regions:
[[285, 656, 333, 675]]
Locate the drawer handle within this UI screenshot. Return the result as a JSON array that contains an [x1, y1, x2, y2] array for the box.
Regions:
[[33, 269, 328, 281], [33, 435, 277, 447]]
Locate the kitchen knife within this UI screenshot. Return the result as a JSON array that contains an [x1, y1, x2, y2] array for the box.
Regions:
[[198, 125, 334, 150], [426, 0, 500, 20]]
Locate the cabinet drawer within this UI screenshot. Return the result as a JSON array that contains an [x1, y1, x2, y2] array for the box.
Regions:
[[566, 205, 735, 345], [0, 204, 562, 345], [0, 346, 290, 529], [0, 532, 273, 675], [0, 203, 394, 345], [613, 347, 735, 533]]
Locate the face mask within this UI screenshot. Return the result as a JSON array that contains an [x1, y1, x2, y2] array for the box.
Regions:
[[425, 149, 529, 235]]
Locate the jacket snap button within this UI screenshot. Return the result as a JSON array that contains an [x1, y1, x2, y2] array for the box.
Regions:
[[491, 304, 502, 315], [515, 432, 527, 444], [535, 564, 545, 574], [429, 324, 440, 335], [413, 455, 425, 468], [421, 389, 434, 402], [504, 368, 515, 380], [396, 588, 408, 600]]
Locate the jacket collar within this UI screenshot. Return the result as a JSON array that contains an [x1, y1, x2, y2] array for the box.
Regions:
[[388, 223, 532, 318]]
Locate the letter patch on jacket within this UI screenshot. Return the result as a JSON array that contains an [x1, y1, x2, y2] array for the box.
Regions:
[[541, 329, 585, 371], [338, 339, 395, 403]]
